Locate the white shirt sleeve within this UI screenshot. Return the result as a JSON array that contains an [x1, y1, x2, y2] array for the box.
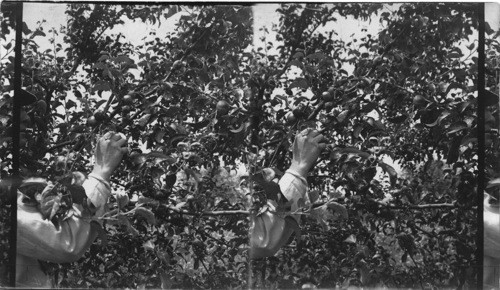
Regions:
[[17, 175, 110, 263], [249, 170, 307, 259]]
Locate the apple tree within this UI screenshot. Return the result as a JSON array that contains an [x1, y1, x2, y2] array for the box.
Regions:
[[0, 3, 492, 288]]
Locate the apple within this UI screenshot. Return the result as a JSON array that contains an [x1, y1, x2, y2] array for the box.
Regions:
[[94, 111, 107, 121], [116, 192, 130, 209], [427, 83, 436, 92], [122, 94, 133, 104], [35, 100, 47, 115], [285, 112, 297, 124], [324, 101, 334, 111], [413, 95, 427, 107], [172, 60, 184, 70], [216, 100, 230, 115], [438, 82, 449, 93], [321, 91, 335, 102], [122, 105, 131, 113], [86, 116, 97, 127]]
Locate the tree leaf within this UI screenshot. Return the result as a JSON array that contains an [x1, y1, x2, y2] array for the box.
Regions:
[[137, 196, 160, 207], [447, 121, 468, 134], [160, 272, 173, 289], [378, 162, 397, 186], [446, 135, 462, 164], [308, 190, 320, 203], [118, 214, 139, 236], [344, 234, 356, 244], [143, 240, 155, 251], [453, 69, 466, 82], [229, 123, 247, 133], [292, 51, 304, 59], [424, 111, 450, 127], [253, 174, 281, 200], [113, 55, 134, 64], [326, 201, 348, 220], [93, 81, 111, 92], [261, 168, 276, 182], [31, 29, 46, 38], [22, 22, 32, 35], [289, 78, 308, 90], [91, 221, 108, 247], [135, 207, 156, 225], [146, 151, 176, 164], [289, 59, 303, 69], [68, 184, 86, 204], [137, 113, 152, 127], [116, 192, 130, 209], [485, 90, 499, 107], [306, 52, 327, 61], [186, 118, 210, 130]]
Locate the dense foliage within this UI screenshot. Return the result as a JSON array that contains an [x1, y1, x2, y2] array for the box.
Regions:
[[1, 3, 498, 288]]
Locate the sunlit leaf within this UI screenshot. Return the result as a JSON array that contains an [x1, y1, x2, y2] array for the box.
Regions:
[[344, 234, 356, 244], [378, 162, 397, 186], [143, 240, 155, 251]]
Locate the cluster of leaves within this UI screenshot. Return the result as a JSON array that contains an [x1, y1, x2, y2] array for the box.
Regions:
[[1, 2, 496, 288], [19, 173, 89, 226]]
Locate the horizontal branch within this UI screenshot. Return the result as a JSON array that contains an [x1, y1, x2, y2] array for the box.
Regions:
[[386, 203, 457, 210], [377, 200, 458, 210], [166, 205, 250, 216]]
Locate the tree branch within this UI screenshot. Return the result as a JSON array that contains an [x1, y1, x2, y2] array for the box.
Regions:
[[307, 100, 325, 121], [372, 78, 413, 94], [378, 201, 458, 210], [166, 205, 250, 216], [46, 140, 77, 152]]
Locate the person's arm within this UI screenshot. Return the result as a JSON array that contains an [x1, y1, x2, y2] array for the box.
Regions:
[[249, 129, 325, 259], [17, 176, 110, 263], [17, 132, 127, 263]]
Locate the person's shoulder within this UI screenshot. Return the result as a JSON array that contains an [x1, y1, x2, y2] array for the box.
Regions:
[[17, 191, 40, 212]]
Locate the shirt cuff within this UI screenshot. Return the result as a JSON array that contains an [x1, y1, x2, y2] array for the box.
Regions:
[[83, 174, 111, 217], [278, 170, 308, 223]]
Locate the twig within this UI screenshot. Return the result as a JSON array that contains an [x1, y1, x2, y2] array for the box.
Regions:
[[371, 79, 413, 94], [307, 100, 325, 121], [409, 254, 424, 289], [102, 93, 115, 114]]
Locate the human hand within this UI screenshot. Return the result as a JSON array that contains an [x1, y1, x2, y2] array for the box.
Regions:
[[91, 132, 128, 181], [289, 128, 326, 177]]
